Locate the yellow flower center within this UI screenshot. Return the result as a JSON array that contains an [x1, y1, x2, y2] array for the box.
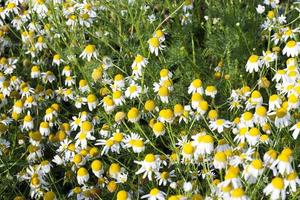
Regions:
[[271, 177, 284, 190], [77, 167, 88, 176], [251, 159, 263, 169], [87, 94, 96, 103], [287, 40, 296, 48], [153, 122, 165, 132], [145, 154, 155, 162], [113, 132, 123, 142], [134, 55, 144, 63], [73, 154, 82, 164], [276, 108, 287, 118], [148, 37, 160, 48], [192, 79, 202, 88], [243, 112, 253, 121], [158, 86, 169, 97], [144, 100, 155, 111], [249, 55, 259, 63], [84, 45, 95, 54], [127, 107, 139, 119], [117, 190, 128, 200], [231, 188, 245, 198], [109, 163, 120, 175], [249, 127, 260, 136], [214, 151, 227, 162], [256, 106, 266, 116], [150, 188, 160, 196], [129, 85, 137, 93], [81, 121, 92, 132]]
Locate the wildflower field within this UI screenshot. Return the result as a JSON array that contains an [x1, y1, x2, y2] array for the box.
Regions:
[[2, 0, 300, 199]]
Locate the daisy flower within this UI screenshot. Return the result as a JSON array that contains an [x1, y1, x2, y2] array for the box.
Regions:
[[263, 177, 286, 200], [79, 44, 98, 61], [125, 82, 142, 99], [155, 170, 175, 186], [141, 188, 166, 200], [124, 132, 146, 153], [52, 54, 64, 66], [205, 85, 217, 98], [157, 86, 170, 103], [148, 37, 164, 56], [245, 55, 261, 73], [77, 167, 89, 185], [127, 107, 140, 123], [158, 109, 174, 123], [285, 171, 300, 192], [282, 40, 300, 57], [132, 54, 148, 68], [209, 119, 231, 133], [192, 133, 214, 156], [31, 66, 40, 78], [213, 151, 227, 169], [274, 107, 291, 128], [86, 94, 98, 111], [188, 79, 203, 94], [135, 154, 161, 181]]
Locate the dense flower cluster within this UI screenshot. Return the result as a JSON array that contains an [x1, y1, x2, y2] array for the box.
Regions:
[[1, 0, 300, 199]]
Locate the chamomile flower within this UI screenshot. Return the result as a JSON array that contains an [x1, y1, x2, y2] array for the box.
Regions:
[[246, 127, 261, 146], [158, 109, 174, 123], [155, 170, 175, 186], [148, 37, 164, 56], [141, 188, 166, 200], [230, 188, 248, 200], [209, 119, 231, 133], [271, 149, 293, 175], [117, 190, 132, 200], [31, 66, 40, 78], [109, 163, 127, 183], [269, 94, 282, 111], [282, 40, 300, 57], [23, 112, 34, 131], [127, 107, 140, 123], [152, 122, 165, 137], [77, 167, 89, 185], [263, 177, 286, 200], [243, 159, 264, 184], [213, 151, 228, 169], [157, 86, 170, 103], [274, 107, 291, 128], [205, 86, 217, 98], [124, 132, 146, 153], [112, 90, 125, 106], [135, 154, 160, 181], [159, 69, 173, 80], [80, 44, 98, 61], [125, 82, 142, 99], [254, 106, 268, 125], [285, 171, 300, 192], [221, 166, 242, 188], [52, 54, 63, 66], [192, 133, 214, 156], [86, 94, 98, 111], [102, 96, 116, 113], [132, 54, 148, 68], [245, 55, 261, 73], [188, 79, 203, 94]]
